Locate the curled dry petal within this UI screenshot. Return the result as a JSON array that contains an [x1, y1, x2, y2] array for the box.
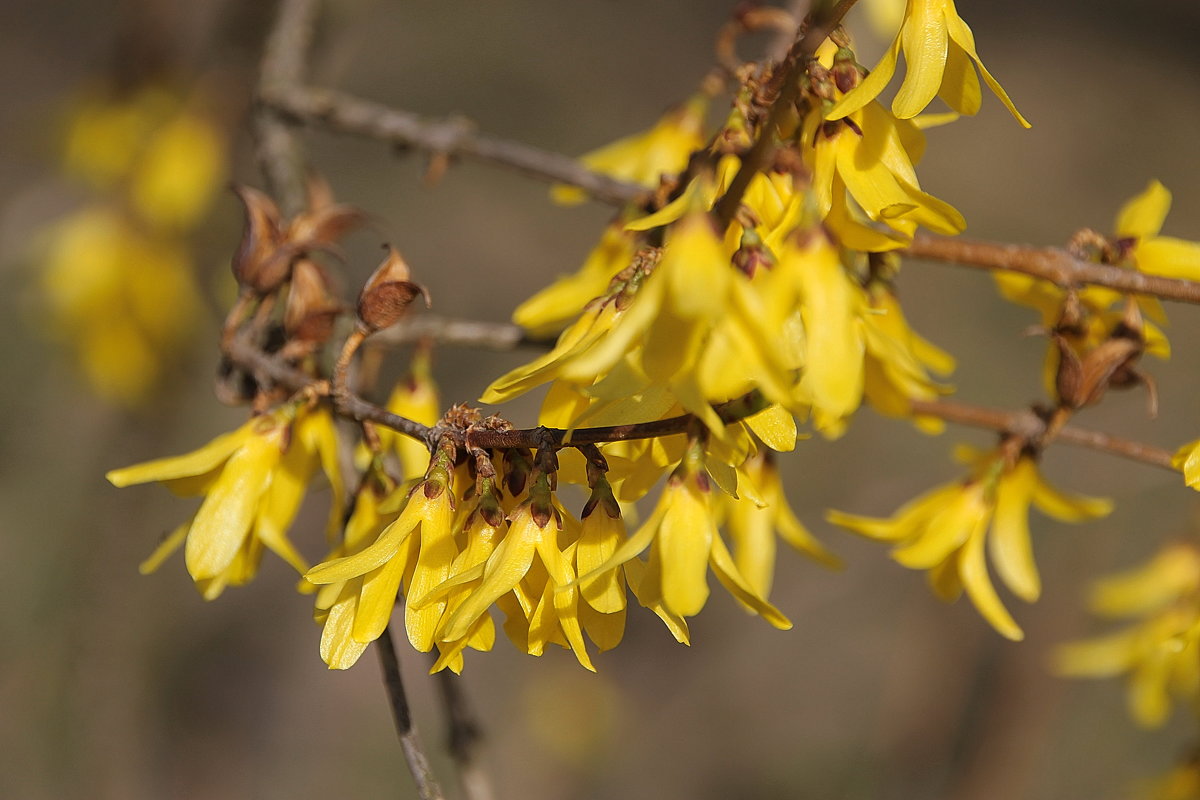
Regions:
[[231, 184, 285, 293]]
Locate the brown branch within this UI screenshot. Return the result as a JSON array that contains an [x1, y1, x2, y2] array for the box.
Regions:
[[713, 0, 859, 228], [906, 234, 1200, 306], [254, 0, 319, 215], [373, 314, 545, 351], [261, 85, 647, 206], [434, 669, 494, 800], [376, 628, 447, 800], [910, 398, 1177, 471], [224, 331, 767, 450]]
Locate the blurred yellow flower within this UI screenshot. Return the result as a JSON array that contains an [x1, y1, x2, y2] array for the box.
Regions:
[[1055, 543, 1200, 727], [108, 403, 343, 599], [828, 0, 1029, 126], [829, 449, 1111, 640], [40, 208, 199, 406]]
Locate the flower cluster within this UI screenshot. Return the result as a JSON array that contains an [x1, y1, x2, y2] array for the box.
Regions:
[[39, 83, 226, 405], [830, 443, 1111, 640], [1055, 542, 1200, 727]]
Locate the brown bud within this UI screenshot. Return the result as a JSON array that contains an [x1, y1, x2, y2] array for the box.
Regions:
[[356, 246, 430, 333]]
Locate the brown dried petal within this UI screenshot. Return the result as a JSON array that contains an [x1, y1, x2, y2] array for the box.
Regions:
[[231, 185, 284, 289]]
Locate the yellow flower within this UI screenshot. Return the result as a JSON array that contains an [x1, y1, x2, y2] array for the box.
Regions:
[[305, 452, 458, 654], [861, 282, 956, 432], [1115, 180, 1200, 281], [39, 208, 200, 406], [311, 466, 404, 669], [551, 93, 709, 206], [370, 346, 441, 482], [107, 403, 343, 599], [1173, 439, 1200, 490], [579, 444, 793, 628], [485, 208, 793, 435], [429, 496, 598, 672], [829, 449, 1111, 640], [62, 85, 224, 230], [512, 221, 639, 337], [827, 0, 1029, 126], [720, 451, 841, 600], [1055, 543, 1200, 727], [804, 97, 966, 240]]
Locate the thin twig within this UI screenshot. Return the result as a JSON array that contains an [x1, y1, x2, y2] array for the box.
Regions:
[[713, 0, 859, 228], [906, 234, 1200, 306], [434, 670, 494, 800], [376, 628, 447, 800], [254, 0, 319, 215], [910, 398, 1177, 471], [374, 314, 545, 351], [261, 85, 646, 206]]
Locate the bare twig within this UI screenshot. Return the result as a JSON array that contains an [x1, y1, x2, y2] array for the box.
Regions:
[[434, 670, 494, 800], [906, 234, 1200, 306], [377, 628, 447, 800], [374, 314, 545, 351], [713, 0, 859, 228], [254, 0, 319, 214], [261, 85, 646, 206], [910, 398, 1176, 471]]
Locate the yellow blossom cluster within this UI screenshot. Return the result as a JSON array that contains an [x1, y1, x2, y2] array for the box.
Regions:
[[40, 84, 225, 406], [1056, 542, 1200, 728]]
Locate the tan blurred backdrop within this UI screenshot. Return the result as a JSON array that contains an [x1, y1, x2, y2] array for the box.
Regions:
[[3, 1, 1200, 798]]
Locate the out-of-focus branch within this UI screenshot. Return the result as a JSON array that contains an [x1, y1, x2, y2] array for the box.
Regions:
[[374, 314, 546, 351], [906, 234, 1200, 306], [377, 628, 447, 800], [254, 0, 319, 215], [434, 670, 494, 800], [260, 85, 647, 206], [910, 398, 1177, 471]]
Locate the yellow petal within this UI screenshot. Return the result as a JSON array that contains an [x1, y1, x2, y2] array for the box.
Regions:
[[892, 1, 949, 119], [989, 459, 1040, 602], [1115, 180, 1170, 240], [106, 426, 248, 487], [708, 533, 792, 630], [184, 434, 277, 580], [657, 483, 713, 617], [958, 517, 1024, 641], [827, 37, 901, 121]]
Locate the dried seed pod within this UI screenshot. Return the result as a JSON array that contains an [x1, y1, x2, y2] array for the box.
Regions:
[[356, 246, 430, 333]]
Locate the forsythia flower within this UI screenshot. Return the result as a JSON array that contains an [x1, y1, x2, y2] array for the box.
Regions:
[[1114, 180, 1200, 282], [107, 403, 343, 599], [42, 84, 225, 405], [829, 448, 1112, 640], [1055, 543, 1200, 727], [40, 208, 199, 405], [512, 221, 639, 337], [720, 451, 841, 600], [551, 93, 709, 206], [827, 0, 1029, 126], [580, 443, 793, 628], [305, 451, 457, 655], [1173, 438, 1200, 490]]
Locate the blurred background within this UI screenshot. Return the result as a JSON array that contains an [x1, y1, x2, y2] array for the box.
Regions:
[[4, 1, 1200, 798]]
